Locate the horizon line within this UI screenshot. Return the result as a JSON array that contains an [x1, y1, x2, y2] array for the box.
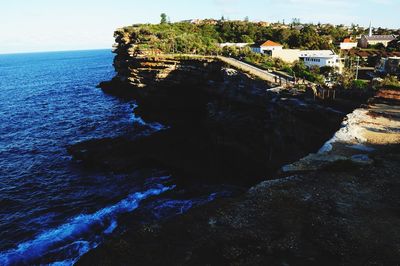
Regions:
[[0, 48, 112, 56]]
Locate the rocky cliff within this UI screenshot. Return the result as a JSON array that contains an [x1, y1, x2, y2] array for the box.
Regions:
[[76, 85, 400, 265], [70, 31, 400, 265], [73, 34, 348, 186]]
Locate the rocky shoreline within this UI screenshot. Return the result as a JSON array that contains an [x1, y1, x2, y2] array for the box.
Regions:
[[75, 87, 399, 266], [70, 34, 400, 265], [70, 53, 350, 186]]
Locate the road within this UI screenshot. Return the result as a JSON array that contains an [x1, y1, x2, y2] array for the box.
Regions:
[[160, 54, 295, 86], [217, 56, 293, 86]]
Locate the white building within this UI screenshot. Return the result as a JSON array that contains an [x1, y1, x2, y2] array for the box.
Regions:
[[271, 49, 301, 63], [251, 40, 343, 72], [299, 50, 342, 71], [218, 43, 251, 48], [340, 38, 358, 50], [251, 40, 283, 54]]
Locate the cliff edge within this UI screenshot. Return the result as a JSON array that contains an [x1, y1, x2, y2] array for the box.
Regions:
[[75, 25, 400, 265], [77, 90, 400, 266]]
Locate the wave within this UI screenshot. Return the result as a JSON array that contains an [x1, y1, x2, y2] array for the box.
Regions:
[[131, 103, 167, 132], [0, 179, 175, 266], [150, 191, 231, 220]]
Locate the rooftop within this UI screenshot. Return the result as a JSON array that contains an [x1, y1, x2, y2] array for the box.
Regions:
[[343, 49, 400, 58], [260, 40, 282, 47], [299, 50, 336, 58], [343, 38, 356, 43], [363, 35, 397, 41]]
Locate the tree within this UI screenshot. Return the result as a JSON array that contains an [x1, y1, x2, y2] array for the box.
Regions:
[[387, 37, 400, 51], [352, 79, 368, 90], [374, 43, 386, 50], [338, 67, 355, 89], [319, 66, 335, 76], [291, 18, 300, 26], [292, 60, 307, 76], [241, 34, 253, 43], [160, 13, 167, 24]]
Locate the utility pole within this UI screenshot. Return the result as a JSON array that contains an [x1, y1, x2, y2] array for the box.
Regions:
[[355, 56, 360, 80]]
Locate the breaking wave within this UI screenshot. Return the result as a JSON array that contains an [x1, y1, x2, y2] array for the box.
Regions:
[[131, 103, 167, 132], [0, 180, 175, 266]]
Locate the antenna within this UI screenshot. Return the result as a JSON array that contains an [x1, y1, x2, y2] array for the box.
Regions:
[[369, 22, 373, 37]]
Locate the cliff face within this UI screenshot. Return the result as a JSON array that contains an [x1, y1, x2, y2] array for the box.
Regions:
[[71, 31, 396, 265], [77, 89, 400, 266], [76, 34, 348, 186]]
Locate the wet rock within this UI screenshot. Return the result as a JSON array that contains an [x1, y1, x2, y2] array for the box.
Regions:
[[78, 145, 400, 266], [350, 154, 374, 165], [282, 153, 349, 173]]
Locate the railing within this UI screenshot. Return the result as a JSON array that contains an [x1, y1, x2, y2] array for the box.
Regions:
[[150, 53, 298, 86], [314, 87, 337, 100]]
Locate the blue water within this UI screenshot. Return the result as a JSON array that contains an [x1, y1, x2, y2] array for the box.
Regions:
[[0, 50, 226, 265]]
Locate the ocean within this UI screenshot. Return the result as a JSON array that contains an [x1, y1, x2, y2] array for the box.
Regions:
[[0, 50, 226, 265]]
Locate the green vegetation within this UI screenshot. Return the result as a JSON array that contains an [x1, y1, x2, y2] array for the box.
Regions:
[[352, 79, 369, 90], [160, 13, 167, 24], [115, 20, 353, 55], [292, 61, 325, 84], [114, 21, 352, 83], [114, 20, 399, 88], [242, 51, 284, 70], [381, 75, 400, 89], [116, 22, 221, 54], [387, 37, 400, 52]]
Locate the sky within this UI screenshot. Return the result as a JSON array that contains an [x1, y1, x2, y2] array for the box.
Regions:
[[0, 0, 399, 54]]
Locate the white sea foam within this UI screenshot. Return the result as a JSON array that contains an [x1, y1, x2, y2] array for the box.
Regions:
[[150, 192, 229, 219], [131, 103, 168, 132], [0, 181, 175, 266]]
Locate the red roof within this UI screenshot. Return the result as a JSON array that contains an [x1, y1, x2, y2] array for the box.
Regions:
[[343, 49, 400, 58], [343, 38, 356, 43], [260, 40, 282, 47]]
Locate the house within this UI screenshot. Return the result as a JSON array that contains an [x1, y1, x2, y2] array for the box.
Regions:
[[270, 49, 301, 63], [359, 35, 397, 48], [342, 49, 400, 59], [340, 38, 358, 50], [299, 50, 342, 71], [181, 19, 202, 24], [251, 40, 283, 54], [250, 41, 300, 63], [180, 19, 218, 25], [219, 43, 251, 48], [256, 21, 270, 27], [358, 23, 397, 48], [292, 25, 304, 31]]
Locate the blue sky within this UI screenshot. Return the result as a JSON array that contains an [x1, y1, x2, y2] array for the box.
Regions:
[[0, 0, 398, 54]]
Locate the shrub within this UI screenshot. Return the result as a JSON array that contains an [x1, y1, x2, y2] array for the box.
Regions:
[[352, 79, 369, 90]]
